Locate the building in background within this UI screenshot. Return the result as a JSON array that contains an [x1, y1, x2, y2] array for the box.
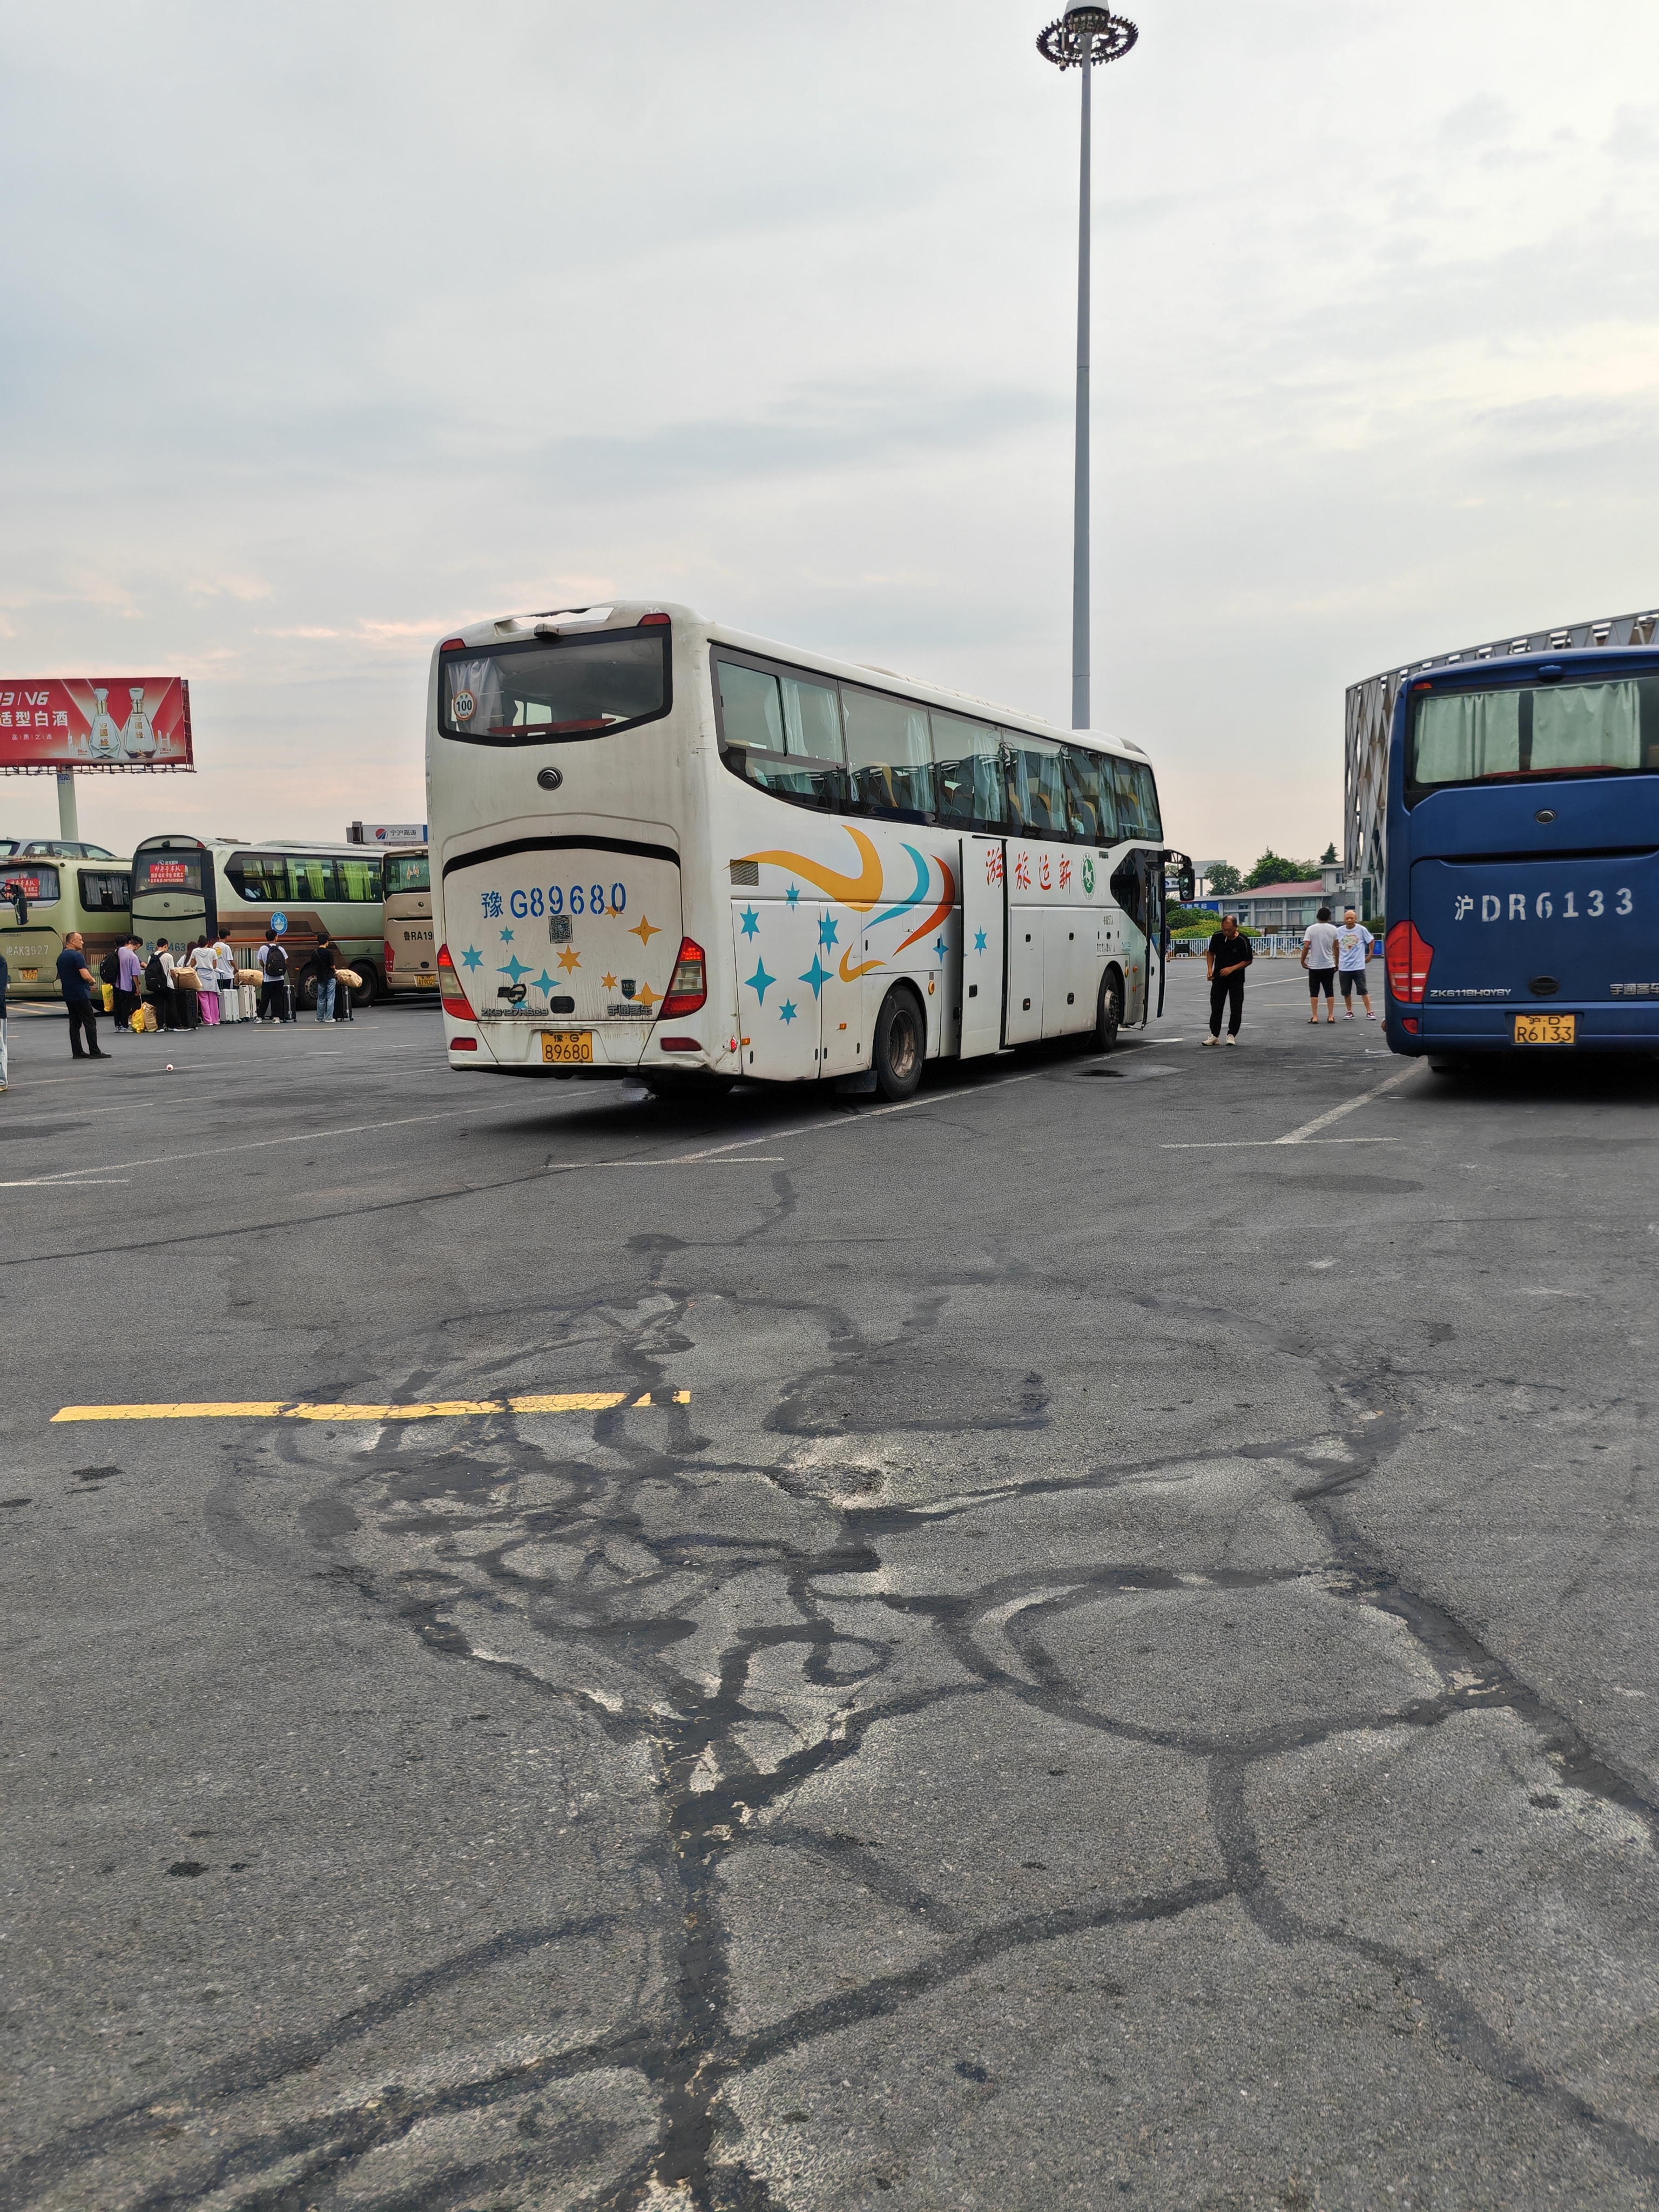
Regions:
[[1345, 608, 1659, 926]]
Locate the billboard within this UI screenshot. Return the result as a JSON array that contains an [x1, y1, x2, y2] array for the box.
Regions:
[[0, 679, 193, 773], [349, 820, 428, 844]]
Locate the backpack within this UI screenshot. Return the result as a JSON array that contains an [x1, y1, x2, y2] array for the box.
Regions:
[[145, 953, 167, 994], [265, 944, 287, 979], [99, 949, 121, 984]]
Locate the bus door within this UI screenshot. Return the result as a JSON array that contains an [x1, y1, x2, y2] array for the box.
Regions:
[[959, 835, 1006, 1056], [1157, 853, 1195, 1017]]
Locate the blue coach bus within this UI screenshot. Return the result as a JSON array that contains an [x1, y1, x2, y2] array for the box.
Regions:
[[1382, 646, 1659, 1059]]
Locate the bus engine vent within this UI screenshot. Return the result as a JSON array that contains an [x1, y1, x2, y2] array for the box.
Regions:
[[730, 860, 759, 886]]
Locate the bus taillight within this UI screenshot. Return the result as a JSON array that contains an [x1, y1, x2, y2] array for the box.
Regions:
[[1385, 921, 1432, 1004], [437, 942, 475, 1020], [660, 938, 707, 1018]]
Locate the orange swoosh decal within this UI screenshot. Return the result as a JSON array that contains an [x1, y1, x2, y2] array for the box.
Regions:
[[738, 826, 885, 913], [838, 947, 884, 982], [894, 856, 956, 956]]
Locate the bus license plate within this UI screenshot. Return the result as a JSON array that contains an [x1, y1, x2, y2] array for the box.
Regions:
[[1514, 1012, 1575, 1046], [415, 973, 437, 987], [541, 1030, 594, 1065], [19, 968, 37, 983]]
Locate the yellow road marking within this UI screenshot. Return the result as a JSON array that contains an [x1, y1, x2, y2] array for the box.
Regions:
[[51, 1391, 691, 1425]]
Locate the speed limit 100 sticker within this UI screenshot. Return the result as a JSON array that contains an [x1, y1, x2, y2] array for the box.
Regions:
[[451, 690, 477, 720]]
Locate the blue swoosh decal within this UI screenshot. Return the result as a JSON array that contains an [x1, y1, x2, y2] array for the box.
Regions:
[[868, 844, 932, 926]]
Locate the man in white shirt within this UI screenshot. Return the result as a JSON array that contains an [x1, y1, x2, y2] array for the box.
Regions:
[[1300, 906, 1339, 1024], [1336, 907, 1376, 1020]]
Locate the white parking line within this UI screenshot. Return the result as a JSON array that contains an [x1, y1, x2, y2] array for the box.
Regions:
[[1162, 1060, 1424, 1148]]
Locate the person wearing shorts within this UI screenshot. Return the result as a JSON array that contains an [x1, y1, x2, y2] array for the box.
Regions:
[[1336, 908, 1375, 1019], [1300, 906, 1339, 1024]]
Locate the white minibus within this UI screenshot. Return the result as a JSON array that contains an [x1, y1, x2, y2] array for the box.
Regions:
[[428, 602, 1180, 1098]]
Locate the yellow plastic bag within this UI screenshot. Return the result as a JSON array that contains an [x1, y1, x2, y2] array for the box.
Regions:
[[102, 982, 116, 1011]]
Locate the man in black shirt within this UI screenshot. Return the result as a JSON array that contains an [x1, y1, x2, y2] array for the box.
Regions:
[[57, 932, 107, 1061], [1203, 916, 1253, 1046]]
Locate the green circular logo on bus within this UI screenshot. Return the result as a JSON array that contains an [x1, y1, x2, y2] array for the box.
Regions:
[[1082, 857, 1095, 894]]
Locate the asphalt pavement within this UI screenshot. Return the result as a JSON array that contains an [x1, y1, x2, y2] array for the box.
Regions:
[[4, 962, 1658, 2211]]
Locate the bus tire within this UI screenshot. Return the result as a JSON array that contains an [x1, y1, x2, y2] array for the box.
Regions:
[[872, 984, 924, 1102], [1094, 967, 1123, 1053], [294, 965, 319, 1011]]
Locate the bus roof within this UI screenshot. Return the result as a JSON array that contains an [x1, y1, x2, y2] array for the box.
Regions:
[[131, 834, 390, 856], [435, 600, 1151, 763]]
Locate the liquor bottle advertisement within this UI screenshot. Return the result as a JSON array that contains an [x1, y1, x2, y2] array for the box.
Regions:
[[0, 678, 193, 770]]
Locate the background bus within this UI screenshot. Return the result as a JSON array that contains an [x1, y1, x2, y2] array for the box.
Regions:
[[428, 600, 1181, 1097], [130, 837, 386, 1008], [381, 844, 435, 995], [0, 854, 131, 1000], [1383, 644, 1659, 1058]]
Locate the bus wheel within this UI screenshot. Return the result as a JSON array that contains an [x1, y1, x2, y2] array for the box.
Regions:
[[1094, 968, 1123, 1052], [872, 986, 923, 1102], [294, 966, 318, 1011]]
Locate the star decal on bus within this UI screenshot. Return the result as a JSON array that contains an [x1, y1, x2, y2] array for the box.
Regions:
[[461, 946, 484, 970], [933, 937, 947, 961], [500, 955, 531, 983], [630, 915, 660, 945], [799, 955, 831, 998], [778, 999, 798, 1023], [500, 927, 514, 942], [602, 972, 618, 990], [636, 982, 657, 1006], [739, 906, 760, 939], [746, 959, 774, 1002], [974, 929, 988, 953], [785, 884, 800, 907], [557, 946, 582, 974], [531, 969, 559, 995], [818, 915, 839, 948]]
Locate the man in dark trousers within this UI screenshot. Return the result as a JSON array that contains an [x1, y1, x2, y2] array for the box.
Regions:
[[1203, 915, 1254, 1046], [57, 931, 107, 1060]]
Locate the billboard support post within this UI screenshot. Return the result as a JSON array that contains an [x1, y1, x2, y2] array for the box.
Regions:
[[57, 771, 79, 844]]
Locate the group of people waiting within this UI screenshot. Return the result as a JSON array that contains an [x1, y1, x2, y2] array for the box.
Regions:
[[53, 927, 358, 1044]]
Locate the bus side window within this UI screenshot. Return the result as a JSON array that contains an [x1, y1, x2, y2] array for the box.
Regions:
[[228, 853, 288, 903], [842, 690, 934, 821], [1003, 732, 1067, 840], [337, 857, 382, 901], [1062, 745, 1114, 844], [288, 855, 338, 902], [716, 659, 840, 811], [931, 712, 1006, 831], [77, 869, 130, 912], [1111, 758, 1161, 841]]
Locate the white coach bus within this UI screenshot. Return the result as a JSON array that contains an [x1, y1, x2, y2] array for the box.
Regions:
[[428, 602, 1182, 1097]]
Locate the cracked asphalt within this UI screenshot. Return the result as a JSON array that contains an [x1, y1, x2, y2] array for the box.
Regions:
[[3, 960, 1657, 2211]]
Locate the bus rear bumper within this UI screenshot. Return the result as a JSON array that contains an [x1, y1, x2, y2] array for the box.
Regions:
[[447, 1017, 734, 1077], [1387, 1004, 1659, 1053]]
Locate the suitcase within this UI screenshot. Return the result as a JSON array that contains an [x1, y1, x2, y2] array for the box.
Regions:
[[240, 984, 257, 1017], [219, 985, 240, 1022]]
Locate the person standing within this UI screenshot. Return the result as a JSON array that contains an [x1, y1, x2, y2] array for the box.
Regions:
[[1203, 915, 1254, 1046], [259, 929, 291, 1022], [313, 932, 338, 1024], [0, 945, 9, 1090], [1300, 905, 1340, 1026], [146, 939, 181, 1032], [116, 935, 144, 1031], [1336, 907, 1377, 1020], [57, 931, 107, 1060], [212, 930, 237, 1021], [190, 936, 222, 1025]]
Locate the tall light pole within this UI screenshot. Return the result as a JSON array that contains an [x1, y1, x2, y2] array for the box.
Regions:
[[1037, 4, 1138, 731]]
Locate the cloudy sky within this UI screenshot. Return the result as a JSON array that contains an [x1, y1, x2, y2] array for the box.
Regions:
[[4, 0, 1657, 874]]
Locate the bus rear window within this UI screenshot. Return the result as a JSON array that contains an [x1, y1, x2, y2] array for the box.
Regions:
[[1412, 677, 1659, 790], [2, 865, 59, 905], [134, 853, 203, 895], [385, 854, 430, 894], [439, 629, 670, 746]]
